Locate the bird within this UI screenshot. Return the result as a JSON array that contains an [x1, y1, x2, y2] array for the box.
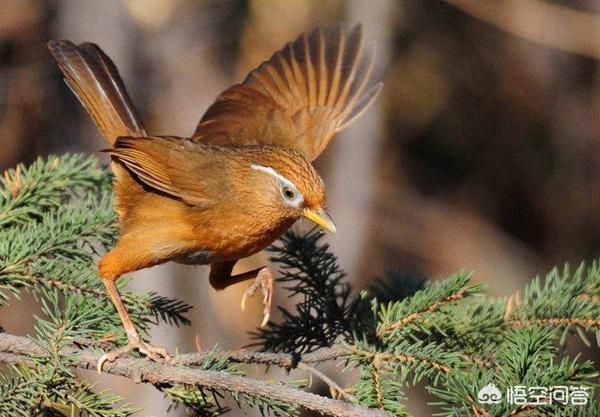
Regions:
[[47, 24, 381, 370]]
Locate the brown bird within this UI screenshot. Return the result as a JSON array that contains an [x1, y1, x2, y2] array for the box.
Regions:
[[48, 24, 381, 369]]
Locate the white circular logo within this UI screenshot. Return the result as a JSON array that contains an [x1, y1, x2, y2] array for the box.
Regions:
[[478, 383, 502, 405]]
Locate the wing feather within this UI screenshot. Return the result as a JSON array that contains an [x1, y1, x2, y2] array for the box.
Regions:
[[106, 137, 220, 207], [325, 25, 344, 108], [192, 24, 381, 161]]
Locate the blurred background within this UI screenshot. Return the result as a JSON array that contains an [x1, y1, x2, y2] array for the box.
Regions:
[[1, 0, 599, 415]]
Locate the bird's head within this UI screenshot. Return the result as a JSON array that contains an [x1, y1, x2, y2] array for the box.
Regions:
[[243, 147, 336, 233]]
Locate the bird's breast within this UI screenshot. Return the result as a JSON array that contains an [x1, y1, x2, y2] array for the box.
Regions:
[[189, 206, 296, 262]]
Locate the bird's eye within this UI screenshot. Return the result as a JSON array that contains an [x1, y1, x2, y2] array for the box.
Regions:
[[282, 186, 296, 200]]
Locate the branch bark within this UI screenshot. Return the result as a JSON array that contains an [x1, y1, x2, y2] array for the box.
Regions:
[[0, 333, 387, 417], [179, 346, 347, 368]]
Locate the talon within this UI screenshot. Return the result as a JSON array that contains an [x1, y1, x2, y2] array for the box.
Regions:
[[137, 342, 170, 362], [241, 291, 248, 311], [240, 267, 274, 327], [95, 338, 169, 373], [240, 276, 260, 311], [142, 344, 170, 362], [260, 310, 270, 328], [96, 343, 133, 373], [97, 353, 109, 374]]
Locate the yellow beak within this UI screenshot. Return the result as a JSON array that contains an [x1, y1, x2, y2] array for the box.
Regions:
[[302, 207, 337, 233]]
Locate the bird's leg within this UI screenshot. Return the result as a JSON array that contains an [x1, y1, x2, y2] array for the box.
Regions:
[[97, 258, 170, 372], [240, 268, 274, 327], [209, 262, 274, 327]]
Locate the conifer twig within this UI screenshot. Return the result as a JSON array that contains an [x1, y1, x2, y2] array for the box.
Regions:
[[298, 361, 356, 403], [354, 348, 452, 374], [509, 317, 600, 328], [0, 333, 387, 417], [459, 353, 497, 370], [377, 288, 470, 336]]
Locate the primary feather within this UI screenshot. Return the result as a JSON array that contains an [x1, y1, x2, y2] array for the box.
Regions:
[[193, 24, 382, 161]]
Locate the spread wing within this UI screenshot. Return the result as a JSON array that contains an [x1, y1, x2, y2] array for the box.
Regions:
[[192, 24, 382, 161], [105, 136, 226, 207]]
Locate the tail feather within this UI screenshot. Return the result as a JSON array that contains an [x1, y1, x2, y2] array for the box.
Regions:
[[48, 40, 148, 221], [48, 40, 146, 144]]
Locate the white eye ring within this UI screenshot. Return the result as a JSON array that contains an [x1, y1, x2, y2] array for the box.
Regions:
[[282, 186, 296, 200], [279, 182, 302, 207]]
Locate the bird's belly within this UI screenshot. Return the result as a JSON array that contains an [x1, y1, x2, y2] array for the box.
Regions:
[[174, 249, 214, 265]]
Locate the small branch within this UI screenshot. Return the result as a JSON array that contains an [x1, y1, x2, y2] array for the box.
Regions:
[[460, 353, 498, 370], [372, 355, 386, 410], [10, 271, 172, 315], [469, 398, 492, 417], [349, 347, 452, 375], [378, 289, 469, 336], [509, 317, 600, 329], [298, 361, 356, 403], [510, 402, 541, 416], [0, 333, 387, 417], [9, 270, 107, 297]]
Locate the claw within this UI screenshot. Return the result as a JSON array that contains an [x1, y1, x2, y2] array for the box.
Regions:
[[240, 267, 274, 327], [240, 291, 248, 311], [97, 353, 109, 374], [96, 338, 169, 373], [260, 310, 270, 328], [96, 343, 134, 373], [240, 276, 260, 312]]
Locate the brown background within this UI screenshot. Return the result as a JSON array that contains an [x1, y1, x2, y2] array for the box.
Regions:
[[1, 1, 599, 415]]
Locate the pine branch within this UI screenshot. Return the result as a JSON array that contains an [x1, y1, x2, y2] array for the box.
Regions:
[[0, 154, 110, 229], [178, 346, 347, 368], [354, 360, 408, 417], [3, 154, 599, 417], [297, 361, 356, 402], [376, 272, 483, 337], [0, 195, 116, 277], [506, 262, 600, 346], [510, 317, 600, 329], [0, 155, 193, 334], [429, 326, 599, 417], [347, 345, 454, 376], [252, 229, 373, 353], [0, 333, 389, 417]]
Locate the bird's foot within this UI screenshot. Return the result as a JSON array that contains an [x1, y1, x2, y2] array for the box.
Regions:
[[97, 335, 170, 373], [240, 267, 273, 327]]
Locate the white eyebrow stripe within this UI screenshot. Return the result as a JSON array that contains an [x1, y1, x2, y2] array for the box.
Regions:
[[250, 164, 294, 186], [251, 163, 304, 208]]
